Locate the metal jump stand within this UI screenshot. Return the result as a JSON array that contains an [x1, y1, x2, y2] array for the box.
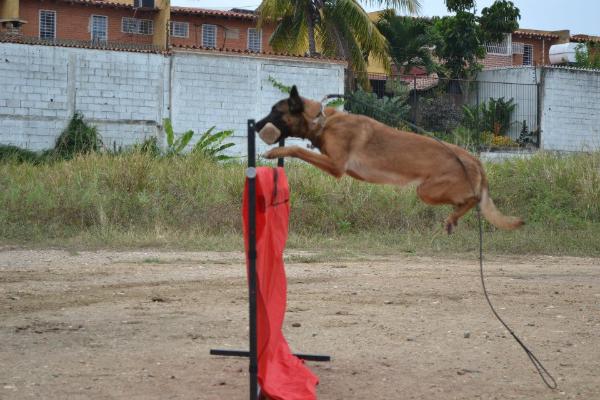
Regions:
[[210, 120, 330, 400]]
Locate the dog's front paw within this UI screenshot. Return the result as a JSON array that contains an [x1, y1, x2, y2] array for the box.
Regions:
[[263, 147, 287, 159]]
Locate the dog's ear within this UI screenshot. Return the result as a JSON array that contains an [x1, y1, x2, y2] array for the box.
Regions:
[[288, 85, 304, 114]]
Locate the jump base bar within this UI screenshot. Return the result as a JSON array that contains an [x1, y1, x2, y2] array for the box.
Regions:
[[210, 349, 331, 362]]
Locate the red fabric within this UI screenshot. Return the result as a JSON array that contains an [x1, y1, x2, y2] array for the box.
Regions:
[[242, 167, 319, 400]]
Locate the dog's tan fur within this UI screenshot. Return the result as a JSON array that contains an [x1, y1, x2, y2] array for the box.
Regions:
[[257, 87, 523, 233]]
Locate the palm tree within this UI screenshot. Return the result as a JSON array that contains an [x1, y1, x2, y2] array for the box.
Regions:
[[375, 9, 436, 74], [258, 0, 421, 86]]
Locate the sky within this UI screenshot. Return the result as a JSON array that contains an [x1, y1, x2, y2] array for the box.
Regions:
[[171, 0, 600, 36]]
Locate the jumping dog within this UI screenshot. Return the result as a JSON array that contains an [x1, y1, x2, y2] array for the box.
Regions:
[[255, 86, 523, 233]]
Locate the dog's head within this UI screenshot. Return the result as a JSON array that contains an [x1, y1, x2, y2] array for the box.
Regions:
[[255, 85, 309, 144]]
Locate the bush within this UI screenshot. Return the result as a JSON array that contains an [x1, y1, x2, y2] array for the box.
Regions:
[[345, 88, 410, 128], [0, 145, 41, 163], [54, 113, 102, 159], [418, 96, 463, 133]]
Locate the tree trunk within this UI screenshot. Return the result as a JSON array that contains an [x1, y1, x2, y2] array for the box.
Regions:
[[306, 13, 317, 56]]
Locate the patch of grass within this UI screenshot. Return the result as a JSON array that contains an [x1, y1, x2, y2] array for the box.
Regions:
[[1, 151, 599, 257]]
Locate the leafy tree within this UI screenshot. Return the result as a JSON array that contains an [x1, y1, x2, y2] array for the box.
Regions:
[[479, 0, 520, 43], [257, 0, 420, 86], [444, 0, 474, 12], [429, 0, 520, 79], [575, 42, 600, 69], [375, 10, 436, 73]]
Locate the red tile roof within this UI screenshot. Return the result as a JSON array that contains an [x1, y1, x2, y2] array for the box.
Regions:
[[170, 6, 257, 20], [171, 44, 346, 64], [571, 34, 600, 43], [0, 33, 164, 53], [58, 0, 154, 10], [514, 29, 560, 40]]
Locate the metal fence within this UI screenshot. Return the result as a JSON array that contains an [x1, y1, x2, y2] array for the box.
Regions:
[[364, 73, 540, 150]]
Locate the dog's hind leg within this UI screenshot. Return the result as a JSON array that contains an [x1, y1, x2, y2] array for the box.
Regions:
[[444, 197, 479, 234]]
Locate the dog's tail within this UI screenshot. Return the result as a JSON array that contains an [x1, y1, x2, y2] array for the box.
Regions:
[[479, 176, 524, 230]]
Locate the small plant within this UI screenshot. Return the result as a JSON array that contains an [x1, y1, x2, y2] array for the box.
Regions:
[[268, 76, 292, 94], [345, 88, 410, 128], [161, 118, 235, 160], [54, 112, 102, 159], [516, 120, 538, 148], [136, 136, 161, 157], [164, 118, 194, 156], [192, 127, 236, 161]]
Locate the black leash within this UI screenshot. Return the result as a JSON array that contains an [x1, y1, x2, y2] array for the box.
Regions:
[[476, 206, 558, 389], [321, 92, 558, 389]]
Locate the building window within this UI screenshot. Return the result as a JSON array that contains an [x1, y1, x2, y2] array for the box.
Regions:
[[39, 10, 56, 40], [91, 15, 108, 42], [169, 21, 189, 38], [122, 17, 153, 35], [248, 28, 261, 52], [523, 44, 533, 66], [202, 24, 217, 48]]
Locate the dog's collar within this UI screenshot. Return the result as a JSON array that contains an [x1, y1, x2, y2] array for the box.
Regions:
[[307, 96, 329, 137]]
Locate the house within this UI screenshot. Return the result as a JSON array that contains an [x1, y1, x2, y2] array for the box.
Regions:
[[0, 0, 275, 53], [482, 29, 568, 69]]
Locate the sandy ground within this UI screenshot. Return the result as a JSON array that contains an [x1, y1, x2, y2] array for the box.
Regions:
[[0, 248, 599, 400]]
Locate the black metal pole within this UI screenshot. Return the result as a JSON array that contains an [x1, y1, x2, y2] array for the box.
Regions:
[[210, 349, 331, 362], [277, 137, 285, 167], [247, 120, 258, 400]]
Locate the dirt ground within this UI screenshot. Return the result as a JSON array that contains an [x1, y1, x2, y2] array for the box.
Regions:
[[1, 248, 599, 400]]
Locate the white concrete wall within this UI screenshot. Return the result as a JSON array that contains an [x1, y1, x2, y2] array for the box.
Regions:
[[477, 66, 600, 151], [0, 43, 168, 150], [0, 42, 345, 155], [169, 50, 345, 154], [540, 67, 600, 151]]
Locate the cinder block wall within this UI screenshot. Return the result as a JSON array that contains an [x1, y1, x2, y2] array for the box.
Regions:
[[0, 43, 168, 150], [0, 42, 345, 154], [540, 67, 600, 151]]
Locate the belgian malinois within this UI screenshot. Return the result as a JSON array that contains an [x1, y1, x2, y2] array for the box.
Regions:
[[255, 86, 523, 233]]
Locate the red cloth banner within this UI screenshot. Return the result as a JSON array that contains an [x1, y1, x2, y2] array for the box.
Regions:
[[242, 167, 319, 400]]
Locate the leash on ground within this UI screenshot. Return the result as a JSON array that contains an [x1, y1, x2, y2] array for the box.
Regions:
[[320, 93, 558, 389]]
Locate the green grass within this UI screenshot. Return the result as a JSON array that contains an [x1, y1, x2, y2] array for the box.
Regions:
[[0, 151, 599, 257]]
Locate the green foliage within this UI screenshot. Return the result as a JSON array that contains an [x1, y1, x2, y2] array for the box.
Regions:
[[0, 145, 42, 164], [461, 97, 516, 135], [575, 42, 600, 69], [268, 75, 291, 94], [258, 0, 418, 87], [164, 118, 194, 156], [516, 120, 538, 147], [192, 127, 236, 161], [479, 0, 521, 43], [430, 0, 520, 79], [54, 112, 102, 159], [135, 136, 161, 157], [344, 88, 409, 128], [2, 151, 600, 256], [430, 11, 485, 79], [162, 118, 235, 160], [376, 11, 437, 74], [419, 96, 463, 133], [444, 0, 474, 12]]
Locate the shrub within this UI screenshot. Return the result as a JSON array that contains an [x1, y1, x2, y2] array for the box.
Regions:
[[344, 88, 410, 128], [54, 113, 102, 159], [419, 96, 463, 133], [0, 145, 41, 163]]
